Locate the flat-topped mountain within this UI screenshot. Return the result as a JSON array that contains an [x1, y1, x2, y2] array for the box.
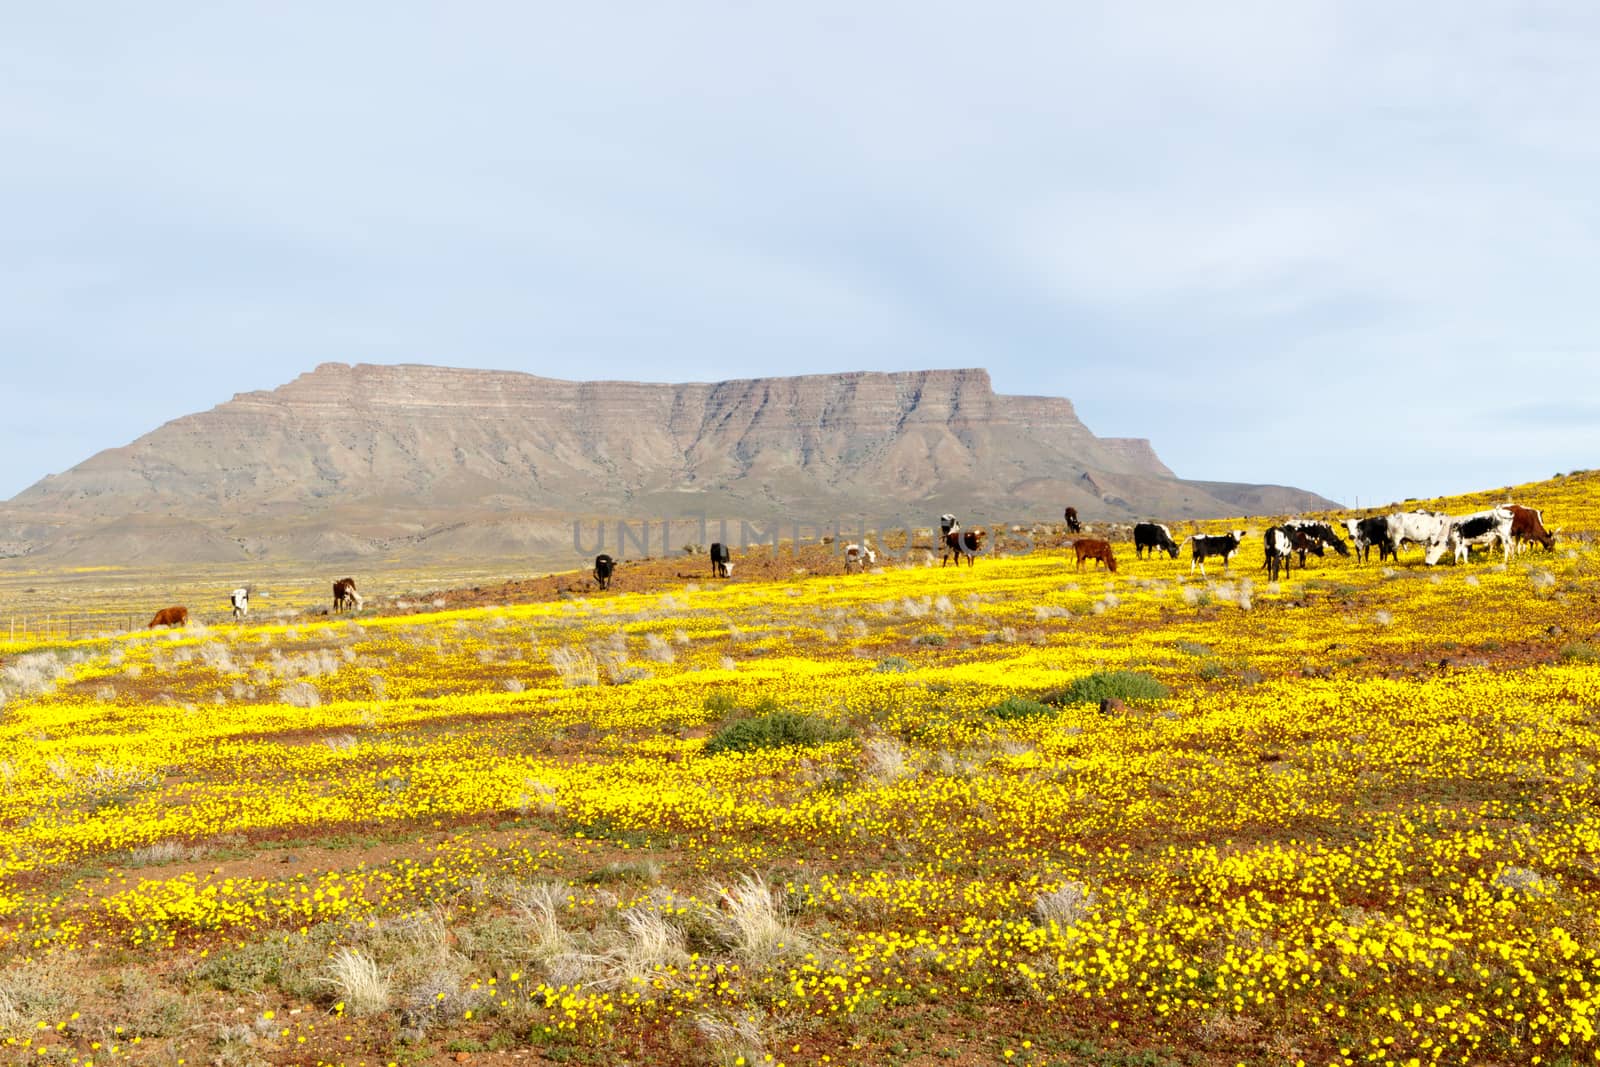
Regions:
[[0, 363, 1336, 563]]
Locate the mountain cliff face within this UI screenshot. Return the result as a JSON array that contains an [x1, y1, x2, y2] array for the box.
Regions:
[[0, 363, 1337, 564]]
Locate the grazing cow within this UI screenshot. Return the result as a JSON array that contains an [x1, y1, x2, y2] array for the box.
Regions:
[[148, 606, 188, 629], [229, 587, 250, 619], [1063, 507, 1081, 533], [1387, 511, 1450, 562], [1429, 508, 1514, 566], [709, 542, 732, 578], [593, 554, 615, 590], [1503, 504, 1555, 552], [843, 543, 876, 572], [332, 577, 363, 613], [1262, 527, 1321, 581], [1283, 520, 1350, 565], [944, 528, 985, 567], [1132, 522, 1180, 559], [1073, 538, 1118, 573], [1186, 530, 1248, 576], [1343, 516, 1394, 564], [1262, 527, 1295, 582]]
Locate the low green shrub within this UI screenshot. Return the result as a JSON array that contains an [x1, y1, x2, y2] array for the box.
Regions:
[[704, 710, 851, 755], [1039, 670, 1169, 706], [987, 696, 1057, 721]]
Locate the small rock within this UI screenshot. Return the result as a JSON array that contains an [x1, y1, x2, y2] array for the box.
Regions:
[[1548, 624, 1563, 637], [1099, 697, 1127, 716]]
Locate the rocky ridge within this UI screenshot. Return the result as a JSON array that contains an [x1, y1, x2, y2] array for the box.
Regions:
[[0, 363, 1337, 564]]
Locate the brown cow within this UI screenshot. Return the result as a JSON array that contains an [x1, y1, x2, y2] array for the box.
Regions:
[[1072, 538, 1118, 573], [147, 606, 188, 629], [943, 528, 985, 567], [1503, 504, 1555, 552], [332, 578, 363, 613]]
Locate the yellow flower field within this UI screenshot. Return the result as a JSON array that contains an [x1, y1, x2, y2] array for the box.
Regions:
[[1, 473, 1599, 1065]]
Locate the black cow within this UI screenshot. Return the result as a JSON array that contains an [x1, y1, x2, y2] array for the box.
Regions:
[[1064, 507, 1081, 533], [1283, 520, 1348, 566], [709, 542, 732, 578], [1133, 522, 1180, 559], [1342, 516, 1394, 564], [593, 554, 615, 590], [1187, 530, 1248, 577]]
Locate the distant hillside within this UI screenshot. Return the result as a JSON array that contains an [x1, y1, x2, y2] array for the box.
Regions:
[[0, 363, 1337, 564]]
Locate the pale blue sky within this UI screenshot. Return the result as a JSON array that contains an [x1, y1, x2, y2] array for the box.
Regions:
[[5, 3, 1599, 507]]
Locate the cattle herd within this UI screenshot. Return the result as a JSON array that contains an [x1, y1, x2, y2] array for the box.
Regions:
[[139, 504, 1555, 630], [1070, 503, 1553, 582], [146, 577, 363, 629]]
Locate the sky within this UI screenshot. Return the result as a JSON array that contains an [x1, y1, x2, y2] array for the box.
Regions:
[[4, 2, 1599, 508]]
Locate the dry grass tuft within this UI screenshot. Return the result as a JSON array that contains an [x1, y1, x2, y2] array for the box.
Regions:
[[323, 946, 391, 1015], [550, 646, 600, 687], [712, 873, 798, 964], [862, 737, 909, 785], [1033, 879, 1094, 929], [279, 681, 322, 707]]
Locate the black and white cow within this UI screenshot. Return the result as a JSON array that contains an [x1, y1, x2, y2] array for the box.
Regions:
[[1428, 507, 1514, 566], [229, 587, 250, 618], [1260, 527, 1324, 579], [1063, 507, 1081, 533], [1132, 522, 1180, 559], [1343, 516, 1394, 564], [709, 542, 732, 578], [1283, 520, 1349, 565], [1387, 511, 1451, 562], [1262, 527, 1299, 582], [1186, 530, 1248, 576], [593, 554, 615, 590]]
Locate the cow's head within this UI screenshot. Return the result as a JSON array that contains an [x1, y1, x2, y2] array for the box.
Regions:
[[1231, 529, 1249, 540]]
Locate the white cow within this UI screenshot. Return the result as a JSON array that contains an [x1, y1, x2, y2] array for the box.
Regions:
[[229, 587, 250, 618], [1427, 507, 1514, 566], [1387, 511, 1450, 562], [843, 543, 877, 572]]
